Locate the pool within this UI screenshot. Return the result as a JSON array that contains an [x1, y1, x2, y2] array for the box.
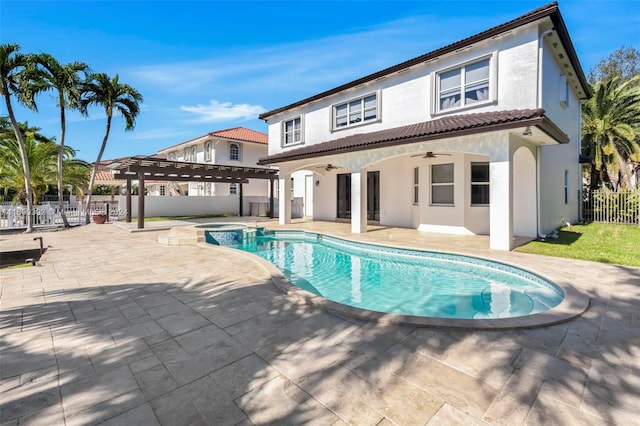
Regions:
[[220, 231, 567, 323]]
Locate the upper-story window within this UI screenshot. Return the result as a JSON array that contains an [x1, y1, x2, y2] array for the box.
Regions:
[[436, 57, 492, 113], [283, 117, 303, 146], [184, 146, 196, 162], [333, 93, 378, 130], [168, 151, 177, 161], [205, 141, 212, 162], [229, 143, 240, 161]]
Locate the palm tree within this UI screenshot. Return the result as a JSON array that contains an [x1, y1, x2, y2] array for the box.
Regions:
[[582, 76, 640, 190], [0, 43, 38, 232], [0, 125, 90, 206], [80, 73, 142, 223], [31, 53, 89, 226]]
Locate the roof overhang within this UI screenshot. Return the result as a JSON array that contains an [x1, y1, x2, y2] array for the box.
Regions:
[[258, 109, 568, 165], [108, 156, 278, 182]]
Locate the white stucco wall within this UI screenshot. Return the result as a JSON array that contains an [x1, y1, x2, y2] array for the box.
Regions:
[[118, 195, 302, 219], [538, 36, 582, 233]]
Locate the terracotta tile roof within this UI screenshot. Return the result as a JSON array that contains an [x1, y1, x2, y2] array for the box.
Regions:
[[94, 170, 119, 182], [157, 127, 268, 152], [258, 109, 568, 165], [208, 127, 268, 144], [259, 2, 589, 120]]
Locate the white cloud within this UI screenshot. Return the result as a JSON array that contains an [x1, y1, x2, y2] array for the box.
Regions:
[[180, 100, 266, 122], [127, 13, 475, 99], [130, 127, 193, 141]]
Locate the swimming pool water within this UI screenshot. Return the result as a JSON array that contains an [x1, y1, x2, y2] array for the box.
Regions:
[[228, 232, 564, 319]]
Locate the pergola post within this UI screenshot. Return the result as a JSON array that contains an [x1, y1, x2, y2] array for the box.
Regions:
[[126, 179, 132, 223], [239, 181, 244, 216], [138, 173, 145, 229], [269, 178, 275, 218]]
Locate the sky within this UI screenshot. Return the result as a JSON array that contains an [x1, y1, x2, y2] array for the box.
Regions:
[[2, 0, 639, 163]]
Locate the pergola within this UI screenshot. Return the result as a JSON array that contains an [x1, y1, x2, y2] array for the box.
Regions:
[[108, 156, 279, 229]]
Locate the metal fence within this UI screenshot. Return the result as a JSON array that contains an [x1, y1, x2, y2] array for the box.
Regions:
[[583, 190, 640, 225]]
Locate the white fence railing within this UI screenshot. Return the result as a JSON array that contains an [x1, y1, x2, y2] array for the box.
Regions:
[[583, 190, 640, 225], [0, 205, 106, 229]]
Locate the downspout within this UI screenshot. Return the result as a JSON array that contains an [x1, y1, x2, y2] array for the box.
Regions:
[[536, 28, 554, 239]]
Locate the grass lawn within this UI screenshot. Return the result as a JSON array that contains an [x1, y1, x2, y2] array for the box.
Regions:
[[515, 223, 640, 267]]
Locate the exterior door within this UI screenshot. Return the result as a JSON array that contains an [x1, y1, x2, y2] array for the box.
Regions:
[[337, 173, 351, 219], [336, 171, 379, 220], [367, 171, 380, 221]]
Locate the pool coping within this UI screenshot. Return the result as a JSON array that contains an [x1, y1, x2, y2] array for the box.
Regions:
[[203, 228, 590, 330]]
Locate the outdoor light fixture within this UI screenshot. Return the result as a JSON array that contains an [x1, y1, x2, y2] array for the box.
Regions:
[[522, 126, 533, 136]]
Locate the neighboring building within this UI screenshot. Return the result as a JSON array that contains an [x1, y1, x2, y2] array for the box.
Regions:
[[258, 2, 591, 250], [154, 126, 312, 217], [155, 127, 271, 197]]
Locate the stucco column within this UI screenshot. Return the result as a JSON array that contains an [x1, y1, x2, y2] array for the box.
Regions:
[[351, 169, 367, 233], [278, 174, 292, 225], [489, 159, 513, 250]]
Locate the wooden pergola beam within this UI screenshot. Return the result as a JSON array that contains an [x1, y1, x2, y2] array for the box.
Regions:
[[106, 156, 279, 228]]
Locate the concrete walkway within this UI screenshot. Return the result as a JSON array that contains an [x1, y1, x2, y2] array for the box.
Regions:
[[1, 220, 638, 425]]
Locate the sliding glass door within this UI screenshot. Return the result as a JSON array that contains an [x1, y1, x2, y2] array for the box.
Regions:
[[336, 171, 379, 221]]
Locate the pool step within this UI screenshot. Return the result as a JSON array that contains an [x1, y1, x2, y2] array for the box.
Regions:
[[158, 227, 205, 246]]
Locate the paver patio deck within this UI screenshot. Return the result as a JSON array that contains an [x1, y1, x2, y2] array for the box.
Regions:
[[1, 218, 638, 425]]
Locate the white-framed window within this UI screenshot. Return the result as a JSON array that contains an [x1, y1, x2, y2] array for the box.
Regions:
[[413, 167, 419, 205], [283, 117, 303, 146], [564, 170, 569, 204], [191, 146, 196, 162], [168, 151, 176, 161], [333, 92, 379, 130], [159, 185, 166, 196], [435, 56, 493, 113], [205, 141, 212, 162], [205, 182, 211, 196], [183, 147, 190, 161], [471, 162, 490, 205], [229, 143, 240, 161], [431, 163, 454, 205], [229, 183, 238, 195]]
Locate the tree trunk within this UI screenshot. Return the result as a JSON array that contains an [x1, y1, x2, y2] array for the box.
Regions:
[[85, 115, 112, 224], [589, 163, 599, 192], [3, 84, 34, 232], [58, 99, 70, 227]]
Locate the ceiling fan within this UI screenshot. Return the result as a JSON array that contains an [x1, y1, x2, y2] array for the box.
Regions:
[[315, 164, 339, 171], [410, 152, 451, 159]]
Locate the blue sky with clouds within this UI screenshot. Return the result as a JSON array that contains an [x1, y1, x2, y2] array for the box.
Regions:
[[2, 0, 639, 162]]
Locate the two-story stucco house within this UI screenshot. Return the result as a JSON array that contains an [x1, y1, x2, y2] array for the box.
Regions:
[[155, 127, 271, 197], [257, 2, 590, 251]]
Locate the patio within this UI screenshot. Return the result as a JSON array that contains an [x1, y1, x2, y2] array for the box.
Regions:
[[1, 219, 638, 425]]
